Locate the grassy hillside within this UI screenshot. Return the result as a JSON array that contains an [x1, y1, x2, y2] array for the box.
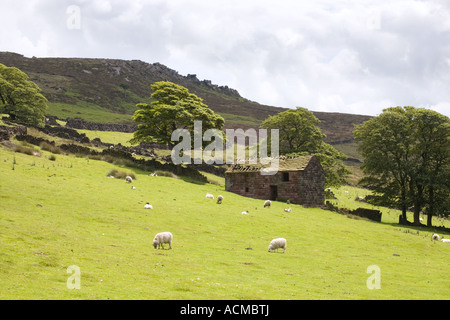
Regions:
[[0, 52, 372, 143], [1, 140, 449, 300]]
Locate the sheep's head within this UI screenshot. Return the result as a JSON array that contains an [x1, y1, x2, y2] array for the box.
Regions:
[[153, 240, 158, 249]]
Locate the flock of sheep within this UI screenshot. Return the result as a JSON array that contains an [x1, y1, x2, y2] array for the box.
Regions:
[[210, 193, 288, 253], [141, 185, 288, 253], [126, 175, 449, 255]]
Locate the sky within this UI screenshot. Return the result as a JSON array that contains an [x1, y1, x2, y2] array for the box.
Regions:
[[1, 0, 450, 117]]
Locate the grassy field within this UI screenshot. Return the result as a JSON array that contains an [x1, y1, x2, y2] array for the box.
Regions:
[[47, 102, 134, 124], [77, 129, 134, 146], [1, 142, 449, 300]]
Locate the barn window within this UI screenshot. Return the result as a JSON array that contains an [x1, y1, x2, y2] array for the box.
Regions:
[[245, 187, 249, 192], [282, 172, 289, 182]]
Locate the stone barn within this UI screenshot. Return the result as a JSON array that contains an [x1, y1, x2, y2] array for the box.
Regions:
[[225, 155, 325, 207]]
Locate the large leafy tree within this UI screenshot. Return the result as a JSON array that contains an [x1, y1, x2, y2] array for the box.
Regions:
[[260, 107, 349, 187], [354, 107, 414, 222], [131, 81, 224, 147], [354, 106, 450, 226], [0, 64, 48, 127], [409, 107, 450, 225]]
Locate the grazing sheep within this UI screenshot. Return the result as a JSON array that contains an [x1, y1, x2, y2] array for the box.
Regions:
[[241, 210, 249, 215], [206, 192, 214, 199], [217, 195, 223, 204], [125, 176, 133, 183], [153, 232, 173, 249], [268, 238, 287, 253], [441, 238, 450, 243], [131, 186, 136, 190], [264, 200, 271, 208], [144, 202, 153, 209], [432, 234, 440, 241], [284, 207, 291, 213]]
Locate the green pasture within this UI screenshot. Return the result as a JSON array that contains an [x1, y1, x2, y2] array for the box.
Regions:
[[0, 144, 449, 300], [47, 102, 133, 124], [78, 130, 134, 146]]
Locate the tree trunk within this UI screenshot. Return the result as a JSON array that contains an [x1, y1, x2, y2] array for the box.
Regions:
[[413, 207, 422, 226], [410, 180, 424, 226], [427, 187, 434, 227], [400, 184, 408, 222]]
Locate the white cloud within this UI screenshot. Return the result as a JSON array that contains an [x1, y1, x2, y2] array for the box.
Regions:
[[0, 0, 449, 117]]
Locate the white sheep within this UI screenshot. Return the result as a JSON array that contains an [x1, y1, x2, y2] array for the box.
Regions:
[[217, 195, 223, 204], [131, 186, 136, 190], [284, 207, 291, 213], [241, 210, 249, 215], [441, 238, 450, 243], [268, 238, 287, 253], [264, 200, 271, 208], [144, 202, 153, 209], [431, 234, 440, 241], [206, 192, 214, 199], [153, 232, 173, 249], [125, 176, 133, 183]]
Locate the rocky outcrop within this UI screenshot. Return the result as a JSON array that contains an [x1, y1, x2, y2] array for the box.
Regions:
[[186, 74, 241, 97]]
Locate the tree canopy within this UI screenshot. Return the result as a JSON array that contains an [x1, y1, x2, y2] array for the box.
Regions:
[[354, 106, 450, 226], [260, 107, 349, 187], [130, 81, 224, 147], [0, 63, 48, 127]]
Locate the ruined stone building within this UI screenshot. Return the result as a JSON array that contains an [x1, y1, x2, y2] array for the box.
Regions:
[[225, 155, 325, 207]]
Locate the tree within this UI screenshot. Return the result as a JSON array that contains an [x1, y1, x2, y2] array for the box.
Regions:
[[260, 107, 349, 187], [130, 81, 224, 147], [409, 107, 450, 226], [354, 107, 414, 222], [354, 106, 450, 226], [260, 107, 325, 153], [0, 63, 48, 127]]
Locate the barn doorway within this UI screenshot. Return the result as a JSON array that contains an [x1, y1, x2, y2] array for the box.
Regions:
[[270, 185, 278, 200]]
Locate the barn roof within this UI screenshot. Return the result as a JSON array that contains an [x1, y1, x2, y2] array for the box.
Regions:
[[225, 155, 316, 173]]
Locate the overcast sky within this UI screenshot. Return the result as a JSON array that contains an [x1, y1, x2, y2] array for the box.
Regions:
[[1, 0, 450, 117]]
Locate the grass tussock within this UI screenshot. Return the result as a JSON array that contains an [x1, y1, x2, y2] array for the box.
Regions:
[[13, 144, 41, 157], [39, 141, 62, 154], [153, 170, 178, 179], [107, 168, 136, 180]]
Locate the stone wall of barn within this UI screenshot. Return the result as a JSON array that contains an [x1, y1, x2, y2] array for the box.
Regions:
[[225, 158, 324, 207], [298, 158, 325, 207]]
